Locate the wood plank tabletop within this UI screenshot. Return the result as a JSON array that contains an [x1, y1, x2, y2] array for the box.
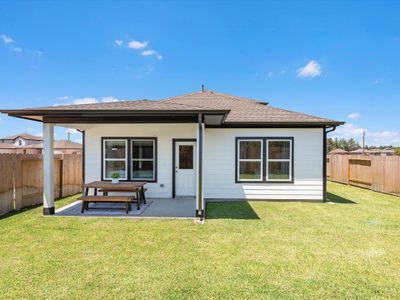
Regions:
[[83, 181, 146, 191]]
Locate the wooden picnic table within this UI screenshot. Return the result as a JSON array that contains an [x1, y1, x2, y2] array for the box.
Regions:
[[83, 181, 147, 210]]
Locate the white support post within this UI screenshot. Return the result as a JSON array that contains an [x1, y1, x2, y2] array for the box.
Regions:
[[196, 115, 205, 219], [43, 123, 55, 215]]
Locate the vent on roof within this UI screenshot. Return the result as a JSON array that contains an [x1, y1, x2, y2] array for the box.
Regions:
[[256, 101, 269, 105]]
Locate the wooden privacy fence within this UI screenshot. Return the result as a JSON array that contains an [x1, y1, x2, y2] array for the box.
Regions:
[[0, 154, 82, 215], [327, 155, 400, 196]]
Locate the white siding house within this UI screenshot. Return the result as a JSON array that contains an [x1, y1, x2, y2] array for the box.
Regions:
[[1, 90, 343, 218]]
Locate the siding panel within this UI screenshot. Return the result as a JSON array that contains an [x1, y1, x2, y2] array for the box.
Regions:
[[204, 128, 323, 201]]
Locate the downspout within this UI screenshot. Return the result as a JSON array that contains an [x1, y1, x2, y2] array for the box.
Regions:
[[323, 126, 337, 202], [77, 129, 85, 186]]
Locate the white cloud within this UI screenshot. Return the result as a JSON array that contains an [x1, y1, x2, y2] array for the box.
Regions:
[[141, 49, 162, 60], [331, 123, 400, 146], [1, 34, 13, 44], [373, 79, 383, 85], [115, 40, 123, 46], [128, 40, 148, 49], [267, 72, 273, 78], [101, 96, 120, 103], [58, 96, 70, 100], [13, 47, 22, 52], [297, 60, 322, 78], [66, 128, 79, 135], [72, 96, 121, 105], [73, 97, 98, 105], [347, 113, 360, 120]]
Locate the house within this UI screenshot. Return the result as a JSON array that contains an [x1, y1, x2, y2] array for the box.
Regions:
[[0, 133, 81, 154], [350, 148, 395, 156], [1, 90, 343, 217], [328, 148, 348, 155], [0, 133, 42, 146], [25, 140, 82, 155]]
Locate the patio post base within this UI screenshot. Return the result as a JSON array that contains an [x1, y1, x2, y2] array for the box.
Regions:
[[43, 207, 55, 215], [196, 209, 205, 219]]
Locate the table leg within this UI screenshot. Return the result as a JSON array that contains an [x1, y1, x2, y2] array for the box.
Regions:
[[136, 190, 141, 210], [81, 201, 85, 213], [141, 186, 146, 204]]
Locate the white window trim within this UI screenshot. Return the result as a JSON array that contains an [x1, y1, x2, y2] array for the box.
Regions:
[[103, 139, 128, 180], [237, 139, 263, 182], [131, 139, 156, 181], [266, 139, 292, 182]]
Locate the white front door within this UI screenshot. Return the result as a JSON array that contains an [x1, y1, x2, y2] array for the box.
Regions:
[[175, 141, 196, 197]]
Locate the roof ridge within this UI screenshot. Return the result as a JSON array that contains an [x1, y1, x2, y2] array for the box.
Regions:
[[160, 90, 266, 105]]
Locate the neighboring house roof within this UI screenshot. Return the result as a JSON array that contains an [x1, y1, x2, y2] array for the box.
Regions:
[[0, 90, 344, 126], [350, 149, 368, 154], [329, 148, 348, 154], [25, 140, 82, 149], [0, 142, 17, 148], [2, 133, 42, 141]]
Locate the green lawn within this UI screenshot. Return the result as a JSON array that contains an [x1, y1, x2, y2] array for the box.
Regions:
[[1, 182, 399, 299]]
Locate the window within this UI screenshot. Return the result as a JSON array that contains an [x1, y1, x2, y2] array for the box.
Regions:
[[131, 140, 155, 180], [179, 145, 194, 169], [103, 139, 128, 180], [236, 137, 293, 183], [267, 139, 292, 181], [102, 138, 157, 182], [237, 139, 263, 181]]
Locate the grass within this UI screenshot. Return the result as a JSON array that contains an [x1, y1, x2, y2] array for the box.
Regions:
[[1, 182, 399, 299]]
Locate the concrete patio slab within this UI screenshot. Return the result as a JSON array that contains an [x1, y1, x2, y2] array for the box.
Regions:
[[54, 197, 195, 219]]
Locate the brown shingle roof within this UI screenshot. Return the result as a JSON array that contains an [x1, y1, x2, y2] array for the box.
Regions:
[[161, 91, 339, 124], [1, 90, 343, 125], [26, 140, 82, 149], [3, 133, 42, 141], [0, 142, 16, 149]]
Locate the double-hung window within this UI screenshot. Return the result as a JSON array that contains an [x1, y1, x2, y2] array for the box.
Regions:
[[102, 137, 157, 182], [103, 139, 128, 180], [131, 139, 156, 181], [236, 137, 293, 182], [237, 139, 263, 181], [266, 139, 292, 181]]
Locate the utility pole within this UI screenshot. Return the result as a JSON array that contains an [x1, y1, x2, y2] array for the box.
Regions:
[[362, 130, 366, 154]]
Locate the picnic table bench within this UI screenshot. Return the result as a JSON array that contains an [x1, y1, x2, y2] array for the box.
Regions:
[[78, 195, 134, 214]]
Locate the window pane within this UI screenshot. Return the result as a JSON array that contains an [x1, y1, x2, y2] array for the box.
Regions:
[[239, 141, 261, 159], [132, 141, 154, 159], [132, 160, 154, 179], [105, 141, 126, 159], [269, 141, 290, 159], [239, 161, 261, 180], [179, 145, 193, 169], [268, 161, 290, 180], [105, 161, 126, 179]]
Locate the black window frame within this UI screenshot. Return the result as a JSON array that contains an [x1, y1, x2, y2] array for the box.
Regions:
[[235, 137, 294, 183], [101, 137, 158, 182]]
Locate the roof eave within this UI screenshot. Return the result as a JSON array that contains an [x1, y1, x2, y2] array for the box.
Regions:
[[214, 121, 345, 128]]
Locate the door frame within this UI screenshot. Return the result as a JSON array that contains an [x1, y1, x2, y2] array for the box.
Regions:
[[172, 138, 196, 198]]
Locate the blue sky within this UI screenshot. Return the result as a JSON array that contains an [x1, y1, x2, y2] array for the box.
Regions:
[[0, 1, 399, 145]]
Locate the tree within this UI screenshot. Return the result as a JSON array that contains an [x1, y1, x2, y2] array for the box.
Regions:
[[327, 137, 361, 152], [395, 148, 400, 156]]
